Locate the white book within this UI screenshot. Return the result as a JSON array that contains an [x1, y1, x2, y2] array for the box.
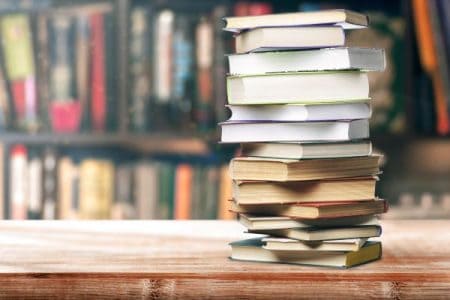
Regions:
[[227, 71, 369, 105], [235, 26, 345, 53], [227, 102, 371, 122], [241, 141, 372, 159], [223, 9, 368, 32], [239, 214, 379, 231], [220, 119, 369, 143], [228, 48, 385, 75]]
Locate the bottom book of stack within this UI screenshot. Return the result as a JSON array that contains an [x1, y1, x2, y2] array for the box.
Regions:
[[230, 214, 383, 268]]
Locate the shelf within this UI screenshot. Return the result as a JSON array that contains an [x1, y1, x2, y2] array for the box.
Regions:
[[0, 132, 211, 155]]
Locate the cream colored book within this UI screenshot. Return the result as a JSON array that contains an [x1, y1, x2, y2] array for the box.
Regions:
[[240, 141, 372, 160], [251, 225, 382, 241], [230, 199, 388, 219], [262, 237, 368, 252], [238, 214, 379, 230], [235, 26, 345, 53], [223, 9, 368, 32], [230, 238, 382, 268], [233, 177, 376, 205], [229, 155, 381, 181]]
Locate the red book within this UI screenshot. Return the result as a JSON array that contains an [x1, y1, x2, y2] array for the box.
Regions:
[[90, 13, 106, 132]]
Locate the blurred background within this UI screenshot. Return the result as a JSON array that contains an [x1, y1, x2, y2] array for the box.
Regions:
[[0, 0, 448, 220]]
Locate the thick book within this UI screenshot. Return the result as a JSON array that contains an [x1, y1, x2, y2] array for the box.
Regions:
[[228, 48, 385, 75], [57, 156, 77, 219], [230, 238, 382, 268], [223, 9, 368, 32], [229, 155, 380, 181], [227, 71, 369, 105], [235, 26, 345, 53], [134, 162, 159, 219], [262, 237, 368, 252], [42, 147, 58, 220], [27, 151, 42, 219], [230, 199, 388, 219], [221, 119, 369, 143], [251, 225, 382, 241], [9, 145, 28, 220], [79, 159, 114, 219], [233, 177, 376, 205], [241, 141, 372, 159], [227, 102, 371, 122], [239, 214, 379, 230]]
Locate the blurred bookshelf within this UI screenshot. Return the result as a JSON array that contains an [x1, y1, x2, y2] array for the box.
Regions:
[[0, 0, 449, 219]]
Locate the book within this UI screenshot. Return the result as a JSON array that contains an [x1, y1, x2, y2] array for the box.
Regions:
[[79, 159, 114, 219], [112, 164, 135, 220], [42, 147, 58, 220], [241, 141, 372, 159], [129, 6, 151, 132], [227, 102, 371, 122], [223, 9, 368, 32], [158, 162, 175, 219], [251, 225, 382, 241], [228, 48, 385, 75], [229, 155, 380, 181], [233, 177, 377, 205], [27, 150, 42, 219], [262, 237, 368, 252], [9, 145, 27, 220], [195, 17, 214, 130], [230, 238, 381, 268], [204, 166, 219, 219], [230, 199, 388, 219], [90, 12, 106, 132], [412, 0, 449, 135], [174, 164, 193, 220], [0, 144, 4, 219], [227, 71, 369, 105], [235, 26, 345, 53], [0, 62, 10, 129], [57, 156, 77, 219], [135, 162, 158, 219], [218, 164, 234, 220], [238, 214, 379, 230], [221, 119, 369, 143]]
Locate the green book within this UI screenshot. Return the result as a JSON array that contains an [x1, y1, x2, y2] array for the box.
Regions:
[[230, 238, 381, 268], [0, 14, 35, 80]]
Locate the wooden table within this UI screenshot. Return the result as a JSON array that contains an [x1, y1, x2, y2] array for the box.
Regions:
[[0, 220, 449, 299]]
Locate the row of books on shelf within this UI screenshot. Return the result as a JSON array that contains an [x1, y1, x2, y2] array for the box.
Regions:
[[0, 3, 117, 133], [0, 144, 234, 220], [0, 1, 276, 134]]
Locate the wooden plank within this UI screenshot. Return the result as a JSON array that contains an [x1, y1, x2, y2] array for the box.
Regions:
[[0, 220, 449, 299]]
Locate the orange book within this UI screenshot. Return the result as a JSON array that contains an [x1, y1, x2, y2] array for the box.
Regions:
[[174, 164, 193, 219], [218, 164, 235, 220], [412, 0, 449, 135]]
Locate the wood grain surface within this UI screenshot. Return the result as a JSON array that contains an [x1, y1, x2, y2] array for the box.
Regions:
[[0, 220, 449, 299]]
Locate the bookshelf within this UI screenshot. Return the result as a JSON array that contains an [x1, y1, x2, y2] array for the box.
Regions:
[[0, 0, 449, 220]]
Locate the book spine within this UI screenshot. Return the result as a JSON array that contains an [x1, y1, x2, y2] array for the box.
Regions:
[[174, 164, 193, 220], [218, 164, 234, 220], [79, 159, 114, 219], [195, 17, 214, 131], [104, 12, 117, 132], [28, 151, 43, 219], [42, 147, 58, 220], [35, 13, 50, 132], [90, 13, 106, 132], [9, 145, 28, 220], [129, 7, 151, 132], [171, 14, 194, 127], [0, 144, 4, 219], [57, 156, 76, 219], [75, 14, 90, 132], [0, 14, 38, 131]]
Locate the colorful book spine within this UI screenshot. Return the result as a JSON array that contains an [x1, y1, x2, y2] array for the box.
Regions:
[[0, 14, 38, 131], [174, 164, 193, 220], [90, 13, 107, 132]]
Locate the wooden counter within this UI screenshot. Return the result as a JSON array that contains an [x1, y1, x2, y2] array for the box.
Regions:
[[0, 220, 449, 299]]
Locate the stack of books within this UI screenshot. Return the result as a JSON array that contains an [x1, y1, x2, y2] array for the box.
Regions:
[[220, 10, 388, 268]]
